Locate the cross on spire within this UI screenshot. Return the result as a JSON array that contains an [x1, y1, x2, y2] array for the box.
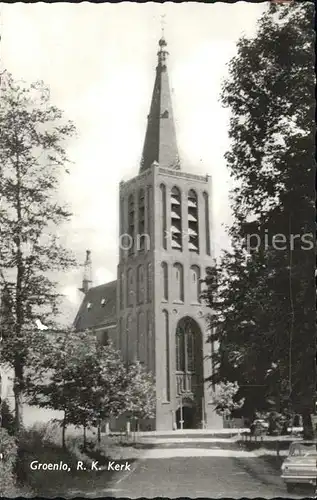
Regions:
[[161, 14, 166, 38], [139, 31, 180, 173]]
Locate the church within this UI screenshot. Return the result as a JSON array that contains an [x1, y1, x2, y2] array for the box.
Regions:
[[73, 36, 223, 431]]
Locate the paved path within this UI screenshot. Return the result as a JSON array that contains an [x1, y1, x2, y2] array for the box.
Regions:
[[99, 450, 313, 499]]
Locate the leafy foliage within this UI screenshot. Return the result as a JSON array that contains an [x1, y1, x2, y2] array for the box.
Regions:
[[210, 381, 245, 418], [0, 73, 77, 431], [25, 331, 156, 445], [125, 361, 156, 420], [0, 428, 18, 497], [203, 2, 315, 436]]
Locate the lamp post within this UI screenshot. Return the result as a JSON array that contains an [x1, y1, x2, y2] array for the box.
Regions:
[[179, 396, 184, 430]]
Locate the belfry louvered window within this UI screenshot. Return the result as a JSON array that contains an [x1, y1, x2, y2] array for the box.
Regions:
[[187, 189, 199, 253], [138, 189, 145, 252], [170, 186, 182, 251], [128, 194, 135, 255]]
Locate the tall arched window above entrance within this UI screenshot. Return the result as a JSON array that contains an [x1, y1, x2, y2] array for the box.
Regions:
[[173, 262, 184, 302], [128, 194, 135, 255], [203, 192, 211, 255], [170, 186, 182, 251], [188, 189, 199, 253], [160, 183, 167, 249], [190, 265, 201, 303], [176, 326, 185, 372], [187, 327, 195, 372]]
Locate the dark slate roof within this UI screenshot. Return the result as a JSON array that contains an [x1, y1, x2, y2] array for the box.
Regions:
[[73, 280, 117, 331], [139, 38, 179, 174]]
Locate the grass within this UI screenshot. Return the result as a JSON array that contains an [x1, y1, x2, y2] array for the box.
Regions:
[[18, 423, 141, 497]]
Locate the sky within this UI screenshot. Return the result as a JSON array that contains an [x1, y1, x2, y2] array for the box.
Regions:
[[0, 1, 267, 324]]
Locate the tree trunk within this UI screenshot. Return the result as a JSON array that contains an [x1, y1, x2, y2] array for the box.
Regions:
[[302, 409, 313, 439], [83, 424, 87, 450], [62, 411, 67, 449], [97, 420, 101, 446], [13, 358, 24, 435]]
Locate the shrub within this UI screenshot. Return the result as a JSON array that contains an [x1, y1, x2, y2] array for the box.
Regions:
[[1, 399, 15, 436], [0, 428, 19, 497]]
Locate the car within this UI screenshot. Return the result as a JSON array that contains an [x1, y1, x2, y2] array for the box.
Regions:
[[281, 440, 317, 493], [287, 426, 304, 437]]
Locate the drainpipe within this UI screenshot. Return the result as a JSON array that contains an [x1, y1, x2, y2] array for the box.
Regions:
[[201, 396, 205, 429]]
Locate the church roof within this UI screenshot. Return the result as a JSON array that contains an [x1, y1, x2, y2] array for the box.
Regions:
[[139, 37, 180, 173], [73, 280, 117, 332]]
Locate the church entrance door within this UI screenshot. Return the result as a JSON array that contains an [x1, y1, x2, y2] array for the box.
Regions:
[[176, 405, 196, 429]]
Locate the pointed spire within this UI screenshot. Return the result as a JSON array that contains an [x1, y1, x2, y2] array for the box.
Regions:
[[139, 36, 180, 173], [79, 250, 92, 294]]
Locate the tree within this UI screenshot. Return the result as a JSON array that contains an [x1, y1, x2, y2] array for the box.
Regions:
[[25, 330, 138, 449], [204, 2, 315, 438], [90, 341, 132, 445], [0, 74, 76, 434], [25, 329, 99, 449], [125, 361, 156, 432], [210, 381, 245, 422]]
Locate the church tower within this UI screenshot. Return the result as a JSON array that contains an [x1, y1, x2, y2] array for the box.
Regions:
[[117, 37, 222, 430]]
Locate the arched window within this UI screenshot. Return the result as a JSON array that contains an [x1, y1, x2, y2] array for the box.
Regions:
[[175, 318, 199, 375], [127, 268, 134, 306], [188, 189, 199, 253], [128, 194, 135, 255], [204, 266, 216, 297], [97, 329, 109, 346], [137, 311, 145, 362], [161, 261, 168, 301], [162, 309, 170, 401], [119, 197, 124, 244], [120, 272, 125, 309], [138, 189, 145, 252], [147, 186, 153, 241], [176, 326, 185, 372], [160, 184, 167, 249], [190, 265, 201, 303], [126, 315, 132, 362], [147, 262, 152, 303], [203, 192, 211, 255], [137, 265, 144, 304], [170, 186, 182, 251], [119, 318, 123, 354], [173, 262, 184, 302], [187, 327, 195, 372], [147, 311, 152, 370]]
